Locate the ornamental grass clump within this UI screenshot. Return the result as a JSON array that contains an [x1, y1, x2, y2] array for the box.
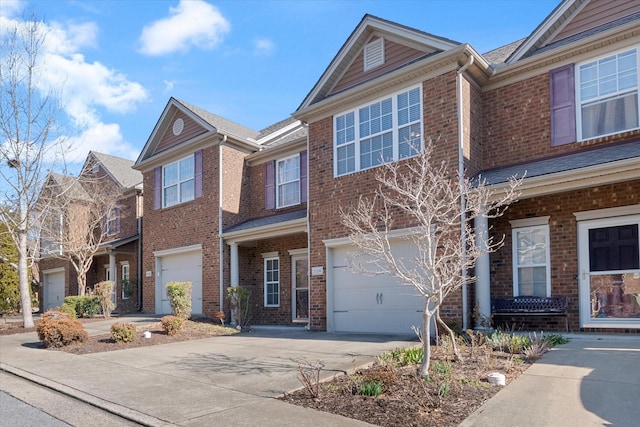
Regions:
[[36, 310, 88, 348], [161, 315, 184, 336], [166, 281, 192, 319], [110, 322, 136, 343]]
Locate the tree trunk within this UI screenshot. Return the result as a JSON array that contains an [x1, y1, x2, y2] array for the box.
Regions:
[[18, 226, 34, 328], [420, 308, 432, 376], [436, 307, 463, 361]]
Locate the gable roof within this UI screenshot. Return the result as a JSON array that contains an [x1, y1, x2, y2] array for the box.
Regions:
[[297, 14, 460, 112], [135, 97, 261, 168], [506, 0, 640, 64], [46, 172, 90, 201], [85, 151, 142, 190]]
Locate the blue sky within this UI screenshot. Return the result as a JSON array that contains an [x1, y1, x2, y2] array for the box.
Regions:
[[0, 0, 559, 167]]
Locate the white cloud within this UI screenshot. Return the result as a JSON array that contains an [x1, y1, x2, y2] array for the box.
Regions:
[[164, 80, 175, 93], [138, 0, 230, 56], [0, 0, 22, 19], [254, 38, 275, 56], [1, 15, 149, 165]]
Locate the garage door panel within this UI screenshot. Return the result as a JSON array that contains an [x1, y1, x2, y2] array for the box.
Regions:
[[157, 250, 202, 315], [44, 271, 65, 311], [331, 242, 427, 334]]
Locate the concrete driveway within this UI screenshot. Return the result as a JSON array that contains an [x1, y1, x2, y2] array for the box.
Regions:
[[0, 318, 417, 426]]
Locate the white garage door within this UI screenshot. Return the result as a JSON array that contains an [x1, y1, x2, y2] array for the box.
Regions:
[[44, 270, 65, 311], [156, 249, 203, 316], [330, 241, 425, 334]]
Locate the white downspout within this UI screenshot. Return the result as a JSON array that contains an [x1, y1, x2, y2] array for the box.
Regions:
[[218, 134, 227, 314], [457, 53, 474, 330]]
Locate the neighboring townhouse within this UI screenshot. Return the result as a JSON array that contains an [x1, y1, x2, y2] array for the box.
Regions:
[[137, 0, 639, 334], [38, 151, 143, 313]]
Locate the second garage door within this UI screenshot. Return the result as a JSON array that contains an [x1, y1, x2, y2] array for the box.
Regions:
[[156, 248, 203, 315], [330, 241, 425, 335]]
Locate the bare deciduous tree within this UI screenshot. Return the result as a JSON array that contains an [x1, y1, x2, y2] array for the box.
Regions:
[[0, 15, 67, 328], [39, 172, 121, 296], [340, 141, 520, 375]]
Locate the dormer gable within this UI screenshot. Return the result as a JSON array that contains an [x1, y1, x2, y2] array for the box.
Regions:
[[297, 14, 460, 111], [507, 0, 640, 64]]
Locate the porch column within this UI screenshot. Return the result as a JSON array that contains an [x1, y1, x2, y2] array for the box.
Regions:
[[229, 243, 239, 326], [230, 243, 239, 287], [474, 212, 491, 328], [108, 250, 117, 307]]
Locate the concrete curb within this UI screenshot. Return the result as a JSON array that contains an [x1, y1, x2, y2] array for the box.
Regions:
[[0, 363, 166, 427]]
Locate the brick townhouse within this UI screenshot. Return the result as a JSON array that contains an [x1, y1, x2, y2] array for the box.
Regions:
[[38, 151, 143, 313], [135, 0, 639, 334]]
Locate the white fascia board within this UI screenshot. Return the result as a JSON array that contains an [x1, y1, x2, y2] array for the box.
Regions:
[[223, 217, 307, 245], [153, 244, 203, 257]]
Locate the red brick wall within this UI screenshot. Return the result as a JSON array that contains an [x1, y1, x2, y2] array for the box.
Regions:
[[482, 72, 640, 170], [140, 144, 222, 316], [490, 180, 640, 332]]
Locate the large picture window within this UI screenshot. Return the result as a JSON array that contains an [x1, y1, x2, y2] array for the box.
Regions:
[[277, 155, 300, 208], [578, 48, 639, 140], [511, 218, 551, 297], [334, 86, 422, 176], [163, 155, 195, 208], [264, 255, 280, 307]]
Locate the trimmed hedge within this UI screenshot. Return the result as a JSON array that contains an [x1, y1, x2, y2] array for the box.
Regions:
[[36, 310, 88, 348], [63, 296, 99, 318]]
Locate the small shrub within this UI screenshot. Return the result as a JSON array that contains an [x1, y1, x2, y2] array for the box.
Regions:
[[56, 303, 77, 319], [166, 282, 192, 319], [36, 310, 88, 348], [358, 380, 384, 396], [110, 322, 136, 343], [544, 333, 569, 347], [296, 360, 324, 398], [94, 281, 115, 318], [381, 346, 423, 366], [63, 296, 99, 318], [161, 315, 184, 336]]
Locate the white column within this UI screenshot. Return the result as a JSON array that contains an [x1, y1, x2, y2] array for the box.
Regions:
[[229, 243, 239, 326], [109, 251, 117, 307], [474, 212, 491, 328]]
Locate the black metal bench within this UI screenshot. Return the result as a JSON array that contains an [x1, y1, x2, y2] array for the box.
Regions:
[[491, 296, 568, 332]]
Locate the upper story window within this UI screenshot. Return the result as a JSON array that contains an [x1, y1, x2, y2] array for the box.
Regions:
[[277, 154, 300, 208], [163, 155, 194, 208], [334, 86, 422, 177], [577, 47, 639, 140], [105, 207, 120, 236]]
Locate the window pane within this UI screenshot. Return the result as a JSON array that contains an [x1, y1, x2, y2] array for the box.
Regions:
[[516, 229, 547, 265], [164, 185, 177, 207], [180, 180, 194, 202], [399, 123, 421, 158], [163, 163, 177, 186], [581, 93, 639, 139], [518, 267, 547, 297], [180, 157, 194, 180], [337, 144, 355, 175]]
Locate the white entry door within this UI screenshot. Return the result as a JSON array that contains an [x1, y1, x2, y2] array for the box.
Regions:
[[44, 270, 65, 311], [156, 248, 203, 315], [329, 241, 425, 334]]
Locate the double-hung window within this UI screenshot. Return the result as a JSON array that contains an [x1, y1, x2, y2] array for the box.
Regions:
[[163, 155, 195, 208], [334, 86, 422, 176], [264, 254, 280, 307], [277, 155, 300, 208], [121, 263, 130, 300], [578, 47, 639, 140], [511, 217, 551, 297], [106, 207, 119, 236]]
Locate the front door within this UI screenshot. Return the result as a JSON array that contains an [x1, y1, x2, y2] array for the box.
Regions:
[[578, 215, 640, 329], [292, 255, 309, 323]]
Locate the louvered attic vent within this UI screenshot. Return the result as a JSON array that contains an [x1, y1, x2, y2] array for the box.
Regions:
[[364, 38, 384, 71]]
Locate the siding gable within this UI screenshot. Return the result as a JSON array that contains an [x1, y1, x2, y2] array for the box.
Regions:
[[330, 38, 429, 96], [155, 109, 208, 154]]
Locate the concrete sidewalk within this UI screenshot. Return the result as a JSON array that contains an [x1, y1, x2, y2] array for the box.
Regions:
[[0, 315, 414, 426], [460, 334, 640, 427], [2, 316, 639, 426]]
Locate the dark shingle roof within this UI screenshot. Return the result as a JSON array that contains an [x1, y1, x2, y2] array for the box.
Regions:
[[91, 152, 142, 189], [48, 172, 90, 201], [174, 98, 260, 141], [224, 209, 307, 234], [482, 39, 524, 65], [476, 140, 640, 185]]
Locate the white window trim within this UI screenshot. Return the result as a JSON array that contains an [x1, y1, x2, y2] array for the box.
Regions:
[[121, 262, 130, 300], [333, 85, 423, 177], [511, 217, 551, 297], [576, 46, 640, 142], [276, 154, 300, 208], [162, 154, 195, 208], [263, 252, 280, 307]]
